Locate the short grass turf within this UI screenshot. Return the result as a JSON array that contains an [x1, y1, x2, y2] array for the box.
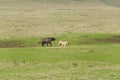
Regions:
[[0, 43, 120, 80]]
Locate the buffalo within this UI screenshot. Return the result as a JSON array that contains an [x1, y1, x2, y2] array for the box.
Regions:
[[38, 37, 56, 47]]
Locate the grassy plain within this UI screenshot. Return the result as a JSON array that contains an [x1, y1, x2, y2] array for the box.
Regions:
[[0, 43, 120, 80], [0, 0, 120, 80]]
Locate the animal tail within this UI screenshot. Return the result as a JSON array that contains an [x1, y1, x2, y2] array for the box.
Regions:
[[38, 42, 41, 44]]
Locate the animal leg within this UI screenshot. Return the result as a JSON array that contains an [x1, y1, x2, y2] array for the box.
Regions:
[[57, 43, 60, 46], [49, 43, 52, 46], [42, 43, 44, 47], [63, 44, 66, 47], [46, 43, 48, 46]]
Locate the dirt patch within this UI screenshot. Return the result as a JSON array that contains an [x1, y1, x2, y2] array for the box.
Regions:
[[79, 36, 120, 44], [95, 36, 120, 43], [106, 36, 120, 42], [0, 41, 25, 48], [0, 40, 39, 48]]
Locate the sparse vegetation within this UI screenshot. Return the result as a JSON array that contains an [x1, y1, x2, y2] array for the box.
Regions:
[[0, 0, 120, 39]]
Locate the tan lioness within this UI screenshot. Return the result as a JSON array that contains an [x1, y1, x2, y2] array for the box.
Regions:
[[58, 41, 69, 47]]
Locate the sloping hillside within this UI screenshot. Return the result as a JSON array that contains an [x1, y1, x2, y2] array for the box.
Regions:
[[81, 0, 120, 7], [0, 0, 120, 39], [0, 0, 120, 7]]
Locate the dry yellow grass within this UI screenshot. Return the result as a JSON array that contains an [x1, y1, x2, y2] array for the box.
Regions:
[[0, 1, 120, 39]]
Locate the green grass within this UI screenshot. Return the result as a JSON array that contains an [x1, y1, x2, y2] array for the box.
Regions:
[[0, 43, 120, 80], [0, 34, 120, 80], [0, 33, 119, 47], [0, 44, 120, 64]]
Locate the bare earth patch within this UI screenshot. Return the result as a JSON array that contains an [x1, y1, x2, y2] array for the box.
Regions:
[[95, 36, 120, 43]]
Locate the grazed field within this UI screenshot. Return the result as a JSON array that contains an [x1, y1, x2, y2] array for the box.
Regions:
[[0, 44, 120, 80], [0, 0, 120, 80]]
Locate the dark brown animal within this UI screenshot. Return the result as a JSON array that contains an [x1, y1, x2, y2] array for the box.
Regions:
[[38, 37, 56, 47]]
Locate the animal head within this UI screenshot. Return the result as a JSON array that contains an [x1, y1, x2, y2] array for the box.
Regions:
[[50, 37, 56, 41]]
